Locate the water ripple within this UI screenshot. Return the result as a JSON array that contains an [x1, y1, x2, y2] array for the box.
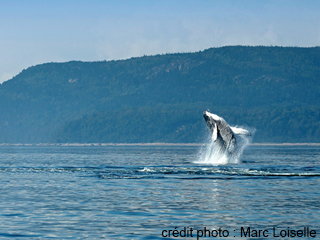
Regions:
[[1, 165, 320, 179]]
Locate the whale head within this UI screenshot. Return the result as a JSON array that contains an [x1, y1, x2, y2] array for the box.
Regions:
[[203, 110, 221, 134], [203, 110, 221, 123]]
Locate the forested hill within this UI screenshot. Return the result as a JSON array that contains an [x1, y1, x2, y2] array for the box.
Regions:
[[0, 46, 320, 143]]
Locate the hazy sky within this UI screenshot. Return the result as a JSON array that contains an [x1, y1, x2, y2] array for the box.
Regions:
[[0, 0, 319, 83]]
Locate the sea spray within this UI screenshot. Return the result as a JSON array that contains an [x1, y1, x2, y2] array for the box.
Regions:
[[197, 126, 254, 165]]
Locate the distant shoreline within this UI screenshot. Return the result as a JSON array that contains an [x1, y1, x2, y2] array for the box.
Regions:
[[0, 143, 320, 147]]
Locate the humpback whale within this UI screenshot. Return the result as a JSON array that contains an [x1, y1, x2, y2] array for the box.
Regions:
[[203, 111, 251, 155]]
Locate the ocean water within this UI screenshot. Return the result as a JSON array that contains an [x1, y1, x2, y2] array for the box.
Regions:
[[0, 145, 319, 239]]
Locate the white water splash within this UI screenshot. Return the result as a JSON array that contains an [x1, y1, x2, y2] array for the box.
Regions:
[[196, 127, 254, 165]]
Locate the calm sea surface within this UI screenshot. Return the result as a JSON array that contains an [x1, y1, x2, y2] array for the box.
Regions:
[[0, 145, 319, 239]]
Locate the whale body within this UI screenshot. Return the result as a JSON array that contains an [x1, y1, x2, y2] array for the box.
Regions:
[[203, 110, 251, 155]]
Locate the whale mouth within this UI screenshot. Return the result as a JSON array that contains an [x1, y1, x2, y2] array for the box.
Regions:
[[203, 111, 210, 121]]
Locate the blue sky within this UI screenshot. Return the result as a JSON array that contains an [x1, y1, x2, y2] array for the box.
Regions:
[[0, 0, 320, 83]]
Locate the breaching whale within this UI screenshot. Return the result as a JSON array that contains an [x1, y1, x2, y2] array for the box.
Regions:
[[203, 110, 251, 155]]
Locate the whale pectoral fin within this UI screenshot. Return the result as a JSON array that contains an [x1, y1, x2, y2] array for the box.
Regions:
[[230, 127, 251, 136], [227, 137, 237, 154], [213, 123, 218, 141]]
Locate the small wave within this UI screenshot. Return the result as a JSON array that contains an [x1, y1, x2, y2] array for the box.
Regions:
[[139, 167, 155, 172]]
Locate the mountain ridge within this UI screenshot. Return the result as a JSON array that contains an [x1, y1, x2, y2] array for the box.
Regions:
[[0, 46, 319, 143]]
